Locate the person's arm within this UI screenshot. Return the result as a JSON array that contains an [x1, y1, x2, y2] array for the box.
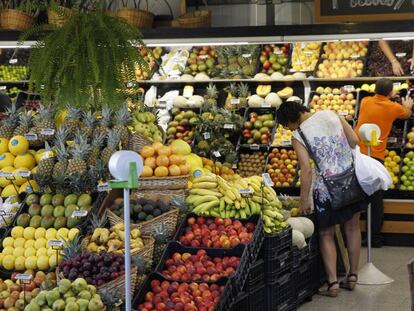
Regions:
[[411, 41, 414, 71], [399, 96, 414, 119], [379, 40, 404, 76], [293, 138, 312, 215], [340, 117, 359, 148]]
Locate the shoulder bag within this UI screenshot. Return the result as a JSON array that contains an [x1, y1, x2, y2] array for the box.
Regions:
[[297, 128, 367, 210]]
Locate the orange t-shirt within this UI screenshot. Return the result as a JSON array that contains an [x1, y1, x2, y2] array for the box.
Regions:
[[355, 94, 410, 160]]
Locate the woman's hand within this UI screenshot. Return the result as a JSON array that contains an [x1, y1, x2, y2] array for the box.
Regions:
[[391, 60, 404, 76], [299, 198, 312, 215]]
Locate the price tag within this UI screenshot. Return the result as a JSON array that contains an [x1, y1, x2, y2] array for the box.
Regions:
[[0, 172, 13, 178], [239, 188, 254, 198], [223, 124, 234, 129], [212, 151, 221, 158], [343, 85, 355, 92], [40, 128, 55, 136], [351, 54, 359, 59], [232, 163, 238, 169], [48, 240, 63, 248], [199, 55, 209, 59], [16, 171, 30, 178], [242, 53, 251, 58], [275, 50, 283, 55], [290, 69, 297, 73], [262, 173, 274, 187], [25, 133, 38, 141], [15, 274, 32, 281], [71, 210, 88, 218], [304, 51, 313, 56], [393, 82, 401, 89], [396, 52, 407, 58], [387, 137, 397, 143], [9, 59, 18, 64], [203, 132, 210, 140], [250, 144, 260, 150], [261, 102, 271, 108], [338, 111, 349, 116], [0, 86, 6, 90], [230, 98, 240, 105], [97, 182, 109, 192]]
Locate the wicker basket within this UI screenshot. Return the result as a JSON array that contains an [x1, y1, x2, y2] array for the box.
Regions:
[[139, 175, 189, 190], [0, 9, 35, 31], [97, 266, 138, 300], [116, 1, 154, 29], [128, 125, 166, 153], [177, 0, 211, 28], [132, 189, 188, 204], [48, 6, 74, 27]]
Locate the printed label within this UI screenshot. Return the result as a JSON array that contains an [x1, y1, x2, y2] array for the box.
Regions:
[[343, 85, 355, 92], [71, 210, 88, 218], [261, 102, 271, 108], [230, 98, 240, 105], [48, 240, 63, 247], [16, 171, 30, 178], [396, 53, 407, 58], [203, 132, 210, 140], [97, 182, 109, 192], [262, 173, 274, 187], [15, 274, 32, 281], [387, 137, 397, 143], [40, 128, 55, 136], [250, 144, 260, 150], [8, 59, 18, 64], [25, 133, 38, 141], [223, 124, 234, 129], [212, 151, 221, 158]]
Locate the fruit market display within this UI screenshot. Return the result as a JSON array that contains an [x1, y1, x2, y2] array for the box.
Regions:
[[160, 248, 240, 282], [0, 197, 20, 228], [400, 151, 414, 191], [316, 59, 365, 78], [321, 41, 369, 60], [309, 86, 356, 120], [272, 124, 293, 146], [259, 44, 290, 75], [177, 216, 255, 248], [287, 216, 315, 249], [384, 150, 400, 189], [241, 112, 275, 145], [154, 48, 189, 80], [130, 109, 164, 144], [214, 45, 260, 79], [0, 65, 28, 81], [166, 109, 200, 145], [137, 279, 224, 311], [237, 151, 267, 177], [135, 47, 162, 80], [183, 46, 218, 77], [248, 86, 296, 108], [290, 42, 321, 73], [200, 157, 239, 182], [25, 277, 105, 311], [223, 83, 250, 110], [266, 148, 298, 187]]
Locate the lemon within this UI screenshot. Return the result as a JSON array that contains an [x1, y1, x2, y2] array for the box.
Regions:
[[31, 166, 37, 174], [13, 247, 25, 258], [57, 228, 69, 240], [23, 227, 36, 240], [0, 253, 4, 265], [14, 256, 26, 271], [1, 184, 18, 197], [2, 237, 14, 248], [0, 138, 9, 154], [0, 166, 14, 188], [37, 255, 49, 270], [389, 151, 397, 158], [68, 228, 80, 241], [24, 247, 37, 257], [3, 246, 14, 255], [34, 238, 47, 250], [47, 247, 55, 257], [2, 254, 15, 270], [28, 149, 36, 157], [0, 153, 15, 169], [14, 238, 26, 248], [36, 248, 48, 257], [13, 168, 31, 186], [35, 228, 46, 239], [24, 240, 35, 248], [8, 136, 29, 156], [45, 228, 57, 240], [11, 226, 24, 239], [25, 256, 37, 270], [19, 180, 39, 194], [49, 255, 58, 268], [34, 149, 46, 164], [14, 153, 35, 170]]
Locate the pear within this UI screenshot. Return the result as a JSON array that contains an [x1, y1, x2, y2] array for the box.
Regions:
[[76, 298, 89, 311], [77, 290, 91, 301], [34, 291, 47, 306], [65, 302, 79, 311], [63, 290, 75, 299], [88, 297, 104, 311], [65, 297, 76, 304], [87, 285, 96, 296], [52, 299, 65, 311], [72, 278, 88, 294], [58, 279, 72, 294], [46, 288, 60, 307], [24, 301, 41, 311]]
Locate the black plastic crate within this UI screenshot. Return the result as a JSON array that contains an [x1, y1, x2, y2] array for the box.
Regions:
[[249, 284, 265, 311], [293, 261, 312, 300], [231, 292, 249, 311], [292, 244, 310, 269], [265, 252, 293, 285], [243, 258, 264, 292], [132, 272, 234, 311], [266, 272, 297, 311], [262, 227, 292, 254]]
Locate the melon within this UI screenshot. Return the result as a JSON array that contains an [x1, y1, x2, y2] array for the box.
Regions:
[[194, 73, 210, 81], [293, 72, 306, 79], [277, 87, 294, 99], [180, 74, 194, 81], [297, 217, 315, 238], [248, 95, 265, 108], [173, 96, 188, 108], [254, 73, 271, 81], [184, 153, 203, 169], [287, 217, 304, 233], [188, 95, 204, 108], [286, 96, 302, 103], [292, 229, 307, 249], [170, 139, 192, 156], [270, 72, 284, 80], [265, 93, 282, 109]]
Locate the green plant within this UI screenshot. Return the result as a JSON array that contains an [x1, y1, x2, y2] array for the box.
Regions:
[[19, 7, 149, 110]]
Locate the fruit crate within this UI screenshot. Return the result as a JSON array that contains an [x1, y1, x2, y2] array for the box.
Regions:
[[0, 192, 28, 234], [261, 227, 292, 254], [235, 146, 269, 178], [386, 119, 406, 149], [266, 272, 297, 311], [242, 258, 264, 292], [258, 44, 292, 76], [263, 248, 293, 285], [293, 261, 313, 304], [288, 42, 322, 77], [230, 292, 249, 311], [249, 284, 266, 311], [264, 147, 299, 190], [132, 272, 235, 311], [292, 244, 310, 269]]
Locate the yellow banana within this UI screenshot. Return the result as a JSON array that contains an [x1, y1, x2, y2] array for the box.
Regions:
[[235, 200, 241, 209], [223, 196, 234, 205], [189, 188, 222, 197], [192, 200, 219, 213], [249, 182, 261, 193], [237, 179, 249, 189], [240, 198, 247, 209], [192, 182, 218, 189], [225, 189, 236, 201], [192, 174, 217, 183], [220, 197, 225, 211], [186, 195, 202, 205], [193, 195, 220, 206]]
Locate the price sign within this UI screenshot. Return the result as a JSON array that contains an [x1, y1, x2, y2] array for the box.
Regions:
[[275, 50, 284, 55], [343, 85, 355, 92], [71, 210, 88, 218], [232, 163, 238, 169], [351, 54, 359, 59], [40, 128, 55, 136], [242, 53, 251, 58], [387, 137, 397, 143], [261, 102, 271, 108], [0, 86, 6, 90], [239, 188, 254, 198], [15, 274, 32, 281], [396, 53, 407, 58], [48, 240, 63, 249], [338, 111, 349, 116], [223, 124, 234, 130], [250, 144, 260, 150], [25, 133, 38, 141], [9, 59, 18, 64], [212, 151, 221, 158], [0, 172, 13, 179], [230, 98, 240, 105], [16, 171, 30, 178], [393, 82, 401, 89], [282, 140, 291, 146], [97, 182, 109, 192], [203, 132, 211, 140], [262, 173, 274, 187], [199, 55, 209, 59]]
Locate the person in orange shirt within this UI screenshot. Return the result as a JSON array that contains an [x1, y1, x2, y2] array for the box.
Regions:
[[355, 78, 413, 247]]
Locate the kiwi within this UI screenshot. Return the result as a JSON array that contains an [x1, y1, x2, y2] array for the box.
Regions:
[[136, 198, 147, 206]]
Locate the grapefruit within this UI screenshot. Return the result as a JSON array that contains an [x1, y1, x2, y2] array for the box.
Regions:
[[140, 146, 155, 158], [170, 139, 191, 155], [141, 166, 153, 177], [154, 166, 168, 177], [8, 136, 29, 156], [0, 153, 15, 169], [156, 155, 169, 167], [14, 153, 35, 169], [0, 138, 9, 154]]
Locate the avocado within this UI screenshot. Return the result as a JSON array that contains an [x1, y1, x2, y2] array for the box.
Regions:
[[29, 215, 42, 228], [143, 204, 153, 213], [145, 215, 154, 221], [153, 209, 162, 217], [77, 194, 92, 208], [52, 194, 65, 207], [67, 217, 80, 229], [53, 206, 65, 218], [132, 204, 142, 215], [41, 216, 55, 229], [54, 216, 67, 229], [65, 204, 78, 218], [157, 201, 169, 213], [28, 204, 41, 216], [25, 193, 39, 205], [16, 213, 30, 227], [136, 198, 147, 206], [138, 212, 146, 221], [64, 194, 78, 207], [41, 204, 54, 217], [40, 193, 53, 206]]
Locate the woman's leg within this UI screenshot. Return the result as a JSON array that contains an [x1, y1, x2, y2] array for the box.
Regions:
[[319, 225, 338, 289], [343, 212, 362, 276]]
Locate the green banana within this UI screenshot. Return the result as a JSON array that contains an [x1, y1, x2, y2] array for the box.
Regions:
[[193, 195, 220, 206]]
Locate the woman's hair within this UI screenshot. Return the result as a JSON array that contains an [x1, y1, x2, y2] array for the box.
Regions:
[[375, 78, 393, 96], [276, 101, 310, 127]]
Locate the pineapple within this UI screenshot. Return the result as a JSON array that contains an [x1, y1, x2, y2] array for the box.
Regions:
[[238, 82, 249, 108], [66, 133, 90, 175], [61, 233, 82, 261], [224, 83, 238, 110], [64, 106, 81, 139], [82, 110, 97, 140], [113, 105, 131, 149], [94, 106, 113, 137], [13, 112, 33, 136], [100, 129, 121, 164], [52, 140, 69, 178], [33, 104, 55, 144], [52, 170, 68, 195], [132, 255, 151, 289], [87, 132, 106, 167], [37, 151, 56, 178], [203, 83, 219, 111], [152, 223, 168, 269], [0, 104, 18, 139], [90, 211, 108, 233]]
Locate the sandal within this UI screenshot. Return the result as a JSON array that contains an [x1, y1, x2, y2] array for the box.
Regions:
[[340, 273, 358, 291], [318, 280, 339, 297]]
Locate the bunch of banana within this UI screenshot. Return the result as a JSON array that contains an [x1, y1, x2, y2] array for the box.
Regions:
[[86, 224, 144, 253]]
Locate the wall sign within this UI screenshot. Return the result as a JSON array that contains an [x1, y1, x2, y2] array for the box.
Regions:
[[315, 0, 414, 22]]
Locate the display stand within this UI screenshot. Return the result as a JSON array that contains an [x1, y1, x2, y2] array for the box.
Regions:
[[357, 124, 394, 285]]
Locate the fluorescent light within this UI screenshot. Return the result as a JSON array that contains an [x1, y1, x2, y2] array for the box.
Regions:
[[145, 41, 249, 47], [382, 37, 414, 41], [340, 38, 370, 42]]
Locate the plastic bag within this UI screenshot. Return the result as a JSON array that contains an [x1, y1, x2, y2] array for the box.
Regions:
[[352, 146, 392, 196]]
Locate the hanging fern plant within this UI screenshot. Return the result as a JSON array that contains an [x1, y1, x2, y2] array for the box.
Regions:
[[19, 4, 148, 110]]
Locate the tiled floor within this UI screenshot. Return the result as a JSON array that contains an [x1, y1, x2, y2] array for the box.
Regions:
[[299, 247, 414, 311]]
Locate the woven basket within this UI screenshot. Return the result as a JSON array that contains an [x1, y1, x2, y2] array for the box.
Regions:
[[177, 0, 210, 28], [116, 0, 154, 29], [97, 266, 138, 300], [105, 10, 117, 17], [139, 175, 189, 190], [132, 189, 188, 205], [48, 6, 74, 27], [0, 9, 35, 31], [128, 126, 166, 153]]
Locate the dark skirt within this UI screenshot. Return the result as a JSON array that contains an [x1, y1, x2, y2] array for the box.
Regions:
[[314, 192, 368, 229]]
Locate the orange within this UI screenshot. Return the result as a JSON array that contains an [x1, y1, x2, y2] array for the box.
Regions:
[[144, 157, 156, 169], [168, 164, 181, 176], [154, 166, 169, 177], [179, 163, 190, 175], [141, 166, 153, 177], [169, 154, 184, 166], [156, 155, 170, 167], [157, 146, 172, 157], [152, 142, 163, 155], [140, 146, 155, 158]]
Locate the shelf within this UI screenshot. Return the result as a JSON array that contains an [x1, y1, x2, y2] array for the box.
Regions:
[[0, 80, 28, 84]]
